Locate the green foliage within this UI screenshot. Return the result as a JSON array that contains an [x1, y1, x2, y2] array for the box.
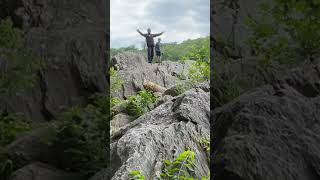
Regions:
[[160, 151, 197, 180], [188, 60, 210, 83], [180, 38, 210, 83], [211, 70, 258, 107], [111, 45, 141, 57], [110, 67, 124, 93], [0, 18, 43, 94], [110, 36, 210, 62], [129, 170, 146, 180], [163, 37, 209, 61], [0, 18, 22, 49], [246, 0, 320, 66], [53, 96, 109, 177], [0, 113, 31, 146], [126, 90, 158, 118], [111, 97, 124, 108], [182, 38, 210, 62], [200, 137, 210, 153]]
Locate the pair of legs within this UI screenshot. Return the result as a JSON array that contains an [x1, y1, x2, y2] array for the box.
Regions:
[[155, 51, 162, 63], [147, 46, 154, 63]]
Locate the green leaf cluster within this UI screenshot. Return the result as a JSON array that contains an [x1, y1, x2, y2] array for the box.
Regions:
[[52, 94, 109, 177], [246, 0, 320, 66], [0, 113, 31, 146], [188, 60, 210, 83], [129, 170, 146, 180], [160, 150, 197, 180], [126, 90, 158, 118], [110, 67, 124, 94]]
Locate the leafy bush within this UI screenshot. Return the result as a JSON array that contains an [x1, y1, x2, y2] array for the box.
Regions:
[[181, 37, 210, 83], [246, 0, 320, 67], [111, 97, 124, 108], [0, 18, 22, 49], [0, 18, 43, 94], [110, 67, 124, 93], [0, 113, 31, 146], [129, 170, 145, 180], [188, 60, 210, 83], [160, 150, 197, 180], [52, 99, 109, 177], [126, 90, 158, 118]]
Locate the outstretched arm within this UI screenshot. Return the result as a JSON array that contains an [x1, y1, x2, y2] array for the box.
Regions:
[[152, 31, 164, 37], [137, 29, 146, 37]]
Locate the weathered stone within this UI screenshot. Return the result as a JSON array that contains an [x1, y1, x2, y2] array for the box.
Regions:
[[0, 0, 108, 121], [10, 162, 85, 180], [111, 52, 194, 99], [110, 88, 210, 180], [110, 113, 134, 136], [212, 63, 320, 180], [6, 126, 58, 168]]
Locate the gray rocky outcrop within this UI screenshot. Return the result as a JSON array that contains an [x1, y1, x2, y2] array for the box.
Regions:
[[212, 63, 320, 180], [111, 52, 194, 99], [110, 88, 210, 179]]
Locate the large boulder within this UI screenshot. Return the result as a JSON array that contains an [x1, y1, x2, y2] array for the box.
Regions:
[[212, 63, 320, 180], [109, 88, 210, 179], [6, 126, 58, 168], [111, 52, 194, 99], [0, 0, 108, 121], [10, 162, 85, 180]]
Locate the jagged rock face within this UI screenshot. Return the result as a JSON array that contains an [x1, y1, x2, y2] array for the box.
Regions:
[[212, 64, 320, 180], [0, 0, 108, 121], [10, 162, 86, 180], [109, 88, 210, 179], [212, 0, 262, 58], [111, 52, 193, 99]]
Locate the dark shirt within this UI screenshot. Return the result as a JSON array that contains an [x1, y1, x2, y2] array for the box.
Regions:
[[139, 32, 163, 47]]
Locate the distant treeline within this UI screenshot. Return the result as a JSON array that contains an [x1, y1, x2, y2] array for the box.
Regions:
[[110, 36, 210, 61]]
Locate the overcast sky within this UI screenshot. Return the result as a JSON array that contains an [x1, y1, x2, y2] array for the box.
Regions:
[[111, 0, 210, 48]]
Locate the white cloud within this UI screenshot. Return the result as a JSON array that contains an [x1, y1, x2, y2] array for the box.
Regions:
[[111, 0, 210, 48]]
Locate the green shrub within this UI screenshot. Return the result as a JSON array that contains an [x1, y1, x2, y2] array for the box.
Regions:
[[188, 60, 210, 83], [182, 37, 210, 83], [52, 101, 109, 177], [129, 170, 145, 180], [111, 97, 124, 108], [0, 113, 31, 146], [126, 90, 158, 118], [160, 150, 197, 180], [110, 67, 124, 94], [246, 0, 320, 66], [0, 18, 22, 49]]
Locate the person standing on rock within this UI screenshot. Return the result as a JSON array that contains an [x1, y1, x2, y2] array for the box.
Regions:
[[137, 28, 164, 63], [155, 38, 163, 63]]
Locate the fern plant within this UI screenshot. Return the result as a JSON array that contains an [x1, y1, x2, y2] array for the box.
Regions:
[[160, 150, 197, 180]]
